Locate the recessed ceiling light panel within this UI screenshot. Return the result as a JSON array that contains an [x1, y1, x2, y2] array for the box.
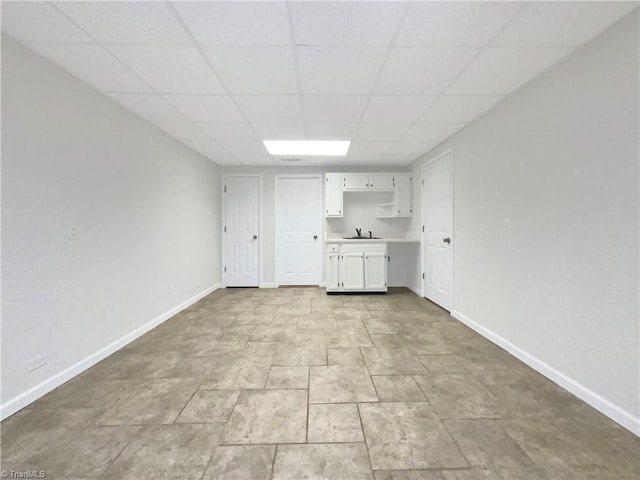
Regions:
[[263, 140, 350, 156]]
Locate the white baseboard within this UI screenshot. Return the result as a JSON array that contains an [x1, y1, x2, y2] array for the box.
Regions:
[[451, 309, 640, 436], [0, 283, 222, 421], [260, 283, 277, 288], [407, 284, 423, 297]]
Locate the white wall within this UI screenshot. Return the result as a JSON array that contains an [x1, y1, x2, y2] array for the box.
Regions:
[[410, 12, 639, 432], [218, 166, 413, 287], [1, 37, 222, 417]]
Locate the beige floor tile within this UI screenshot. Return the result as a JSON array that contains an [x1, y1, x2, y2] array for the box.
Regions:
[[359, 403, 467, 470], [307, 403, 364, 442], [273, 345, 327, 366], [371, 376, 426, 402], [273, 443, 373, 480], [444, 419, 535, 470], [413, 374, 507, 419], [309, 366, 378, 403], [200, 356, 272, 389], [327, 348, 365, 365], [203, 445, 275, 480], [370, 335, 407, 348], [221, 390, 307, 444], [101, 423, 223, 479], [361, 348, 427, 375], [374, 471, 445, 480], [266, 366, 309, 389], [175, 390, 240, 424]]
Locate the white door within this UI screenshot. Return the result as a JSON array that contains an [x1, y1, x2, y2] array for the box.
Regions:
[[422, 151, 453, 310], [365, 252, 387, 289], [342, 253, 364, 290], [275, 175, 322, 285], [224, 176, 260, 287]]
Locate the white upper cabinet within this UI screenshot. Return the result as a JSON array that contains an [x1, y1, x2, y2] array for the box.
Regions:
[[368, 174, 394, 191], [342, 173, 370, 191], [342, 173, 394, 191], [325, 171, 412, 218], [393, 174, 412, 216], [325, 173, 343, 217]]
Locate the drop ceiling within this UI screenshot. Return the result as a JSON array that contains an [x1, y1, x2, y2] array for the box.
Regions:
[[2, 1, 636, 166]]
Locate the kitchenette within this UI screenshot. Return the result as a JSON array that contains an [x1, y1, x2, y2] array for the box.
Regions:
[[324, 172, 420, 294]]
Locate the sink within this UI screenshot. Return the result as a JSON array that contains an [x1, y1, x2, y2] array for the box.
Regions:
[[343, 236, 382, 239]]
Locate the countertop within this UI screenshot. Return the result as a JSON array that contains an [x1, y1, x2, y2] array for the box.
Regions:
[[325, 236, 420, 244]]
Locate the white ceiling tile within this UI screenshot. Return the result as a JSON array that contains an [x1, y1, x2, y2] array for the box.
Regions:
[[251, 123, 307, 140], [420, 95, 504, 123], [1, 2, 92, 43], [387, 142, 438, 157], [446, 47, 572, 95], [302, 157, 348, 167], [362, 96, 435, 123], [183, 140, 229, 157], [375, 47, 479, 94], [382, 153, 422, 165], [343, 154, 386, 163], [302, 95, 368, 123], [234, 95, 303, 123], [33, 44, 150, 93], [400, 122, 467, 143], [355, 123, 411, 142], [297, 46, 387, 94], [54, 1, 191, 44], [237, 155, 276, 165], [396, 2, 522, 46], [305, 123, 359, 140], [196, 122, 258, 141], [107, 45, 225, 93], [216, 140, 270, 158], [204, 46, 297, 94], [492, 2, 637, 47], [347, 141, 394, 156], [291, 2, 405, 46], [163, 95, 245, 122], [108, 93, 210, 140], [345, 155, 401, 166], [173, 1, 291, 46]]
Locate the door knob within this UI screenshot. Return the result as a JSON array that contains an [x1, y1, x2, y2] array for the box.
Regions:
[[253, 235, 258, 240], [313, 235, 318, 240], [443, 237, 451, 244]]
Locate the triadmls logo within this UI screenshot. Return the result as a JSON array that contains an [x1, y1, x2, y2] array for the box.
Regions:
[[1, 471, 46, 479]]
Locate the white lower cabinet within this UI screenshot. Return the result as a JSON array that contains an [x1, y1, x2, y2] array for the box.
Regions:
[[326, 243, 387, 293]]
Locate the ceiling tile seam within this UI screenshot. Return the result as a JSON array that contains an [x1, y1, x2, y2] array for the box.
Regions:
[[47, 1, 161, 97], [353, 2, 413, 156], [285, 0, 308, 139], [391, 0, 532, 165], [168, 2, 265, 164]]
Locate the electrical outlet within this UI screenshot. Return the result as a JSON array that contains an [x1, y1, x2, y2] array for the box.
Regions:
[[195, 281, 200, 289], [28, 353, 47, 372], [168, 281, 174, 293], [504, 217, 512, 231], [69, 228, 78, 241]]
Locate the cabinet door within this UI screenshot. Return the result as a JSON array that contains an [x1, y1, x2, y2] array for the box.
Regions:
[[365, 252, 387, 290], [394, 174, 412, 216], [326, 253, 340, 290], [368, 174, 394, 191], [342, 174, 369, 191], [342, 253, 365, 290], [325, 173, 343, 217]]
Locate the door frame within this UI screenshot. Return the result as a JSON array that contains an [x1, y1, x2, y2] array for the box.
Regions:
[[421, 148, 454, 310], [274, 174, 323, 287], [221, 174, 263, 287]]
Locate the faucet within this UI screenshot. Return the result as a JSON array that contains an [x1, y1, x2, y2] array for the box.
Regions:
[[355, 228, 362, 237], [369, 231, 373, 239]]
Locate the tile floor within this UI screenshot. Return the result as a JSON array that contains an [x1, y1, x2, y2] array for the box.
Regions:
[[2, 287, 638, 479]]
